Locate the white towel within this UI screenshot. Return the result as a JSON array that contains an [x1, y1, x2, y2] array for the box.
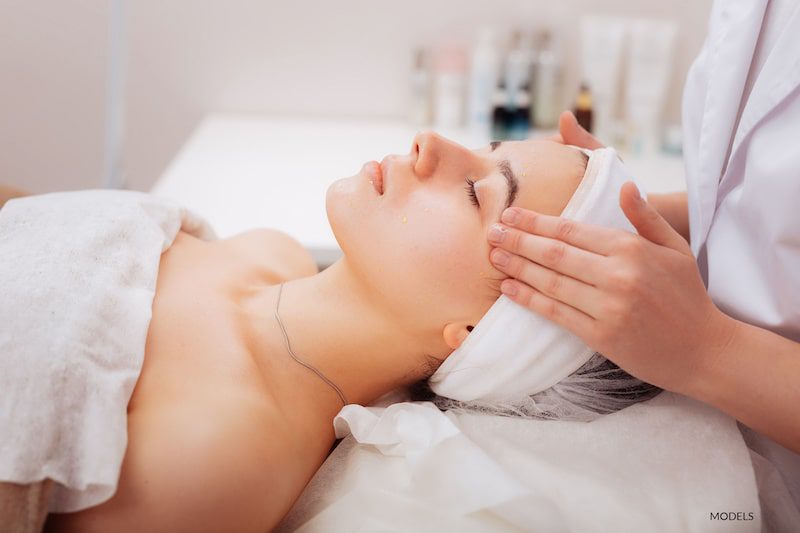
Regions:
[[0, 190, 215, 513]]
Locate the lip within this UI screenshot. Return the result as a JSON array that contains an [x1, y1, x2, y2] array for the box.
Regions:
[[364, 160, 384, 195]]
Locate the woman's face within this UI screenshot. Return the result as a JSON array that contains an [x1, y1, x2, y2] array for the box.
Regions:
[[326, 131, 586, 357]]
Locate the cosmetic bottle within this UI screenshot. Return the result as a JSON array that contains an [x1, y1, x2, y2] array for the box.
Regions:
[[409, 48, 431, 127], [468, 28, 499, 138], [496, 31, 533, 141], [580, 16, 625, 141], [491, 85, 510, 141], [503, 31, 532, 109], [574, 83, 593, 134], [433, 44, 467, 130], [509, 89, 531, 140], [532, 31, 562, 129], [624, 19, 677, 155]]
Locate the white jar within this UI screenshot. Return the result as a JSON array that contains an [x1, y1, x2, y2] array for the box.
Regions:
[[433, 44, 467, 130], [532, 31, 562, 129], [409, 48, 432, 127], [468, 28, 499, 136]]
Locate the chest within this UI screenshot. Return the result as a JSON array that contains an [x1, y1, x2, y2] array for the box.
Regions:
[[128, 233, 265, 415], [138, 233, 335, 504]]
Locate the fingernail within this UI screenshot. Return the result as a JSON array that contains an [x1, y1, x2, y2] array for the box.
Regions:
[[501, 280, 518, 296], [501, 208, 519, 225], [491, 248, 510, 267], [488, 223, 507, 243]]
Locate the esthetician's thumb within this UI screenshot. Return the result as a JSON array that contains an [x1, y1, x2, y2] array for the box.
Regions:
[[558, 111, 604, 150], [619, 181, 690, 253]]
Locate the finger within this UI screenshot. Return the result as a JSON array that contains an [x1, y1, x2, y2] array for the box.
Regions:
[[558, 111, 604, 150], [489, 224, 604, 285], [490, 247, 603, 318], [500, 279, 595, 337], [500, 207, 621, 256], [619, 182, 690, 253]]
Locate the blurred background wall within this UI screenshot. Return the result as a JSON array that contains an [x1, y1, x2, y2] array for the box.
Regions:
[[0, 0, 712, 194]]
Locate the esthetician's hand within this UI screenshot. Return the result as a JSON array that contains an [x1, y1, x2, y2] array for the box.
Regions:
[[486, 173, 736, 396]]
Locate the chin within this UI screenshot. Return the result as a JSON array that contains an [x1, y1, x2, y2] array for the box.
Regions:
[[325, 176, 360, 255]]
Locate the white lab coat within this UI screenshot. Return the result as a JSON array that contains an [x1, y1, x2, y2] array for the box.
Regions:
[[681, 0, 800, 525]]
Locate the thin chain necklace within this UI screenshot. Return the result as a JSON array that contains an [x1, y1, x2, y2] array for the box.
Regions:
[[274, 282, 348, 407]]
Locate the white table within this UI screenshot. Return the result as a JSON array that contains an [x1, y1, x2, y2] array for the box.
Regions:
[[151, 114, 686, 267]]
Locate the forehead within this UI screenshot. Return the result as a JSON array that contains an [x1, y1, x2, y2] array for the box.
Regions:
[[489, 139, 586, 216], [488, 138, 575, 164]]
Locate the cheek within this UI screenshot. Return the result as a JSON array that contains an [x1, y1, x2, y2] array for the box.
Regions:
[[379, 200, 486, 312], [330, 182, 491, 323], [408, 217, 475, 274]]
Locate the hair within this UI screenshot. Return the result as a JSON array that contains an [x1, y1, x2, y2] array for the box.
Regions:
[[408, 352, 661, 422]]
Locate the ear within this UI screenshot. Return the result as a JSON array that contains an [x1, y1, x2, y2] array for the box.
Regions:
[[442, 323, 474, 350]]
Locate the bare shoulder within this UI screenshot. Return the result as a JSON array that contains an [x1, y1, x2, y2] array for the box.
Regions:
[[0, 184, 29, 210], [223, 228, 318, 280]]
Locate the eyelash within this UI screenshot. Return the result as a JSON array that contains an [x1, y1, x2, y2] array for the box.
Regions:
[[464, 177, 480, 208]]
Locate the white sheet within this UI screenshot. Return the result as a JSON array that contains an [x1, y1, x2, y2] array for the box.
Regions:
[[277, 392, 760, 532], [0, 190, 215, 513]]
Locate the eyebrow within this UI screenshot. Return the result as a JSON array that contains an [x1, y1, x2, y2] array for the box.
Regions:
[[487, 141, 518, 209], [497, 159, 519, 209]]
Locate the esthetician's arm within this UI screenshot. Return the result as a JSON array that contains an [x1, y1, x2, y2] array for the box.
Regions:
[[554, 112, 690, 243], [647, 192, 689, 244]]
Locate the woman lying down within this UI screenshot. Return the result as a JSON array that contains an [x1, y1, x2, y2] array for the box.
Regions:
[[0, 132, 658, 532]]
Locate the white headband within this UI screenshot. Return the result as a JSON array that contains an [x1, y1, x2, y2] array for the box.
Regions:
[[429, 147, 645, 402]]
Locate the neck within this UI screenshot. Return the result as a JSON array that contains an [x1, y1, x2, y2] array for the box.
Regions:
[[244, 259, 430, 419]]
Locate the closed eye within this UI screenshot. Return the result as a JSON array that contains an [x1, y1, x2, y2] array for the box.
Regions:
[[464, 177, 480, 208]]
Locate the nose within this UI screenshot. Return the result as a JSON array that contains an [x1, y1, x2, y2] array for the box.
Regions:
[[411, 130, 476, 180]]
